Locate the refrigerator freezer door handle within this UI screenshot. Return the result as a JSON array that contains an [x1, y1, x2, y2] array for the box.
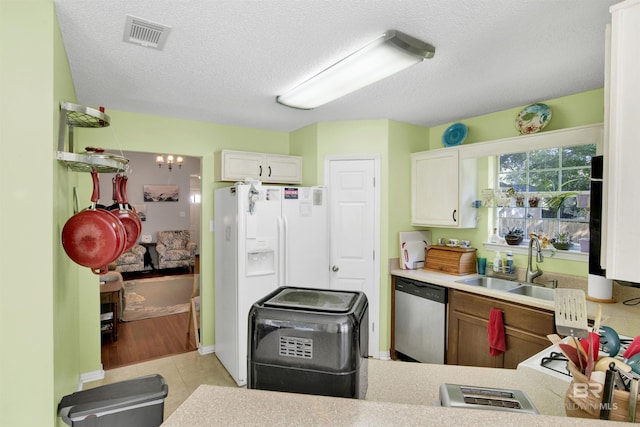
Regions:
[[282, 216, 289, 286], [277, 216, 284, 286]]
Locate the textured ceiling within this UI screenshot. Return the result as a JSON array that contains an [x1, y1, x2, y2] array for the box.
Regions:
[[53, 0, 617, 132]]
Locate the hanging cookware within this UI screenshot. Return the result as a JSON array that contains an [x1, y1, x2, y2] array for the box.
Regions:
[[106, 173, 121, 211], [106, 174, 141, 251], [61, 169, 127, 274], [120, 176, 141, 219], [120, 175, 134, 210], [120, 175, 142, 242]]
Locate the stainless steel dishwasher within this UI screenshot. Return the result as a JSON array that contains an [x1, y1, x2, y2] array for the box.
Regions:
[[394, 276, 447, 363]]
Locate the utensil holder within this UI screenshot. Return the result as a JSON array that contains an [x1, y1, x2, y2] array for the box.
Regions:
[[565, 362, 640, 422]]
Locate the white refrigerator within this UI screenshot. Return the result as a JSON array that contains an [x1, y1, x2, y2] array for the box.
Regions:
[[214, 182, 330, 385]]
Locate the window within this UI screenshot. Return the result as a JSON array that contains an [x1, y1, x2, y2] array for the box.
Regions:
[[496, 144, 595, 245]]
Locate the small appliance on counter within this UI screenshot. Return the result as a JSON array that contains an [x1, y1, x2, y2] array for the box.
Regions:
[[439, 384, 538, 414], [247, 286, 368, 399]]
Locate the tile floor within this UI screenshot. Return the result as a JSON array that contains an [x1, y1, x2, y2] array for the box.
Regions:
[[83, 351, 238, 419]]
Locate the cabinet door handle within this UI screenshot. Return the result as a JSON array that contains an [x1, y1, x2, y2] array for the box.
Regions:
[[259, 165, 262, 176], [268, 166, 272, 177], [452, 209, 457, 222]]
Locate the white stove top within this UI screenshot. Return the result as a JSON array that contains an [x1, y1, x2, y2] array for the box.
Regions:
[[518, 343, 574, 382], [518, 335, 632, 382]]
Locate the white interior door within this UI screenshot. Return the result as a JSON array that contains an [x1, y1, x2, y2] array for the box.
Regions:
[[326, 156, 379, 358]]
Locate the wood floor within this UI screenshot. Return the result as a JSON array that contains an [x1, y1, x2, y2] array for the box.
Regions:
[[101, 311, 197, 370]]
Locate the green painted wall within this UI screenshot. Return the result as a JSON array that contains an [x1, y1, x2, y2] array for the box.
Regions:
[[427, 89, 605, 149], [387, 120, 430, 256], [425, 88, 605, 276], [1, 1, 82, 425], [385, 120, 429, 349], [52, 5, 94, 421], [290, 123, 319, 186]]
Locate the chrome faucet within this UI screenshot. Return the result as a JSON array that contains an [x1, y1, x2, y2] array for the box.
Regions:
[[526, 236, 544, 284]]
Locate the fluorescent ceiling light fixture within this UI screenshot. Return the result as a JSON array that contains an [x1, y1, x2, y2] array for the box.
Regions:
[[277, 30, 435, 109]]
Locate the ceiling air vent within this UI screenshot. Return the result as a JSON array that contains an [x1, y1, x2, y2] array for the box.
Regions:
[[123, 15, 171, 50]]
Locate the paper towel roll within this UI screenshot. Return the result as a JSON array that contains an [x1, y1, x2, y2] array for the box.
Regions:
[[588, 274, 613, 300]]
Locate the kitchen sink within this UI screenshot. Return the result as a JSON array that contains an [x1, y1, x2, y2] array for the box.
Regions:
[[506, 284, 555, 301], [456, 277, 556, 301], [456, 277, 519, 290]]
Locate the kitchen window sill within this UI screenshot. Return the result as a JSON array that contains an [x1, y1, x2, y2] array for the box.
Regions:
[[482, 242, 588, 262]]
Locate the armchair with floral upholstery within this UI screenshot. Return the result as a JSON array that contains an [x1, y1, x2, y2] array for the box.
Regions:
[[110, 244, 147, 273], [156, 230, 198, 270]]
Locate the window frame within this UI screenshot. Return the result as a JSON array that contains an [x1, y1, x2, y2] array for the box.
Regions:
[[494, 145, 595, 247]]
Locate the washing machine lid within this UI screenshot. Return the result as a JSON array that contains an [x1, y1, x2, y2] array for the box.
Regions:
[[264, 288, 357, 313]]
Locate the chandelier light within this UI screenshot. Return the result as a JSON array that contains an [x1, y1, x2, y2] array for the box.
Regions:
[[276, 30, 435, 109], [156, 154, 183, 171]]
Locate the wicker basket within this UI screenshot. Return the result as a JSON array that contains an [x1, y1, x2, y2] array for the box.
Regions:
[[565, 362, 640, 422]]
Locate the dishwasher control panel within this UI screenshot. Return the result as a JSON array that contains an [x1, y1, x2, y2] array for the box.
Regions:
[[395, 277, 447, 304]]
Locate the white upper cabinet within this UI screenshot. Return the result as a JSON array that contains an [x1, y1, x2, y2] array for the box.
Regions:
[[411, 148, 477, 228], [604, 0, 640, 282], [263, 154, 302, 183], [216, 150, 302, 184]]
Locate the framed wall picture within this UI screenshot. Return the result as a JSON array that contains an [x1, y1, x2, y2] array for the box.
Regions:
[[143, 184, 179, 202]]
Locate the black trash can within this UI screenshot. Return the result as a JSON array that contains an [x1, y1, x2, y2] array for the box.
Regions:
[[58, 374, 168, 427]]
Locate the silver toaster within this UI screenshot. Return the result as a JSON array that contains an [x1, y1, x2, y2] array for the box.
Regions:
[[439, 384, 538, 414]]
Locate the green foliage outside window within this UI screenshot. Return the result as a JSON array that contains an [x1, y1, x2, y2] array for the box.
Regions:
[[496, 144, 596, 246]]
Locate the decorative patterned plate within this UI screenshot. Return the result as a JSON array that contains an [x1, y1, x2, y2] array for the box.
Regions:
[[442, 122, 468, 147], [515, 103, 552, 134]]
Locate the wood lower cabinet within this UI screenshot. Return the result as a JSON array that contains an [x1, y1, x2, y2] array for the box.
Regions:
[[447, 289, 555, 369]]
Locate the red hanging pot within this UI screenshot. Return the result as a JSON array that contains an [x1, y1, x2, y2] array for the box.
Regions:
[[107, 174, 142, 251], [61, 169, 127, 274], [120, 175, 142, 243]]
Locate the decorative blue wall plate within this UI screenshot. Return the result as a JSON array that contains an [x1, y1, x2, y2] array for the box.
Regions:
[[442, 122, 468, 147]]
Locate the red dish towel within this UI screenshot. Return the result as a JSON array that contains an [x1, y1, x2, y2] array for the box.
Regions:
[[488, 308, 506, 356]]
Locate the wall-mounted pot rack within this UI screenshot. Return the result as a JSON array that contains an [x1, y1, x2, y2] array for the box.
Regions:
[[56, 101, 129, 173]]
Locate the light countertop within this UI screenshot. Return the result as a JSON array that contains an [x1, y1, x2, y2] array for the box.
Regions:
[[162, 359, 610, 426], [162, 265, 640, 425], [390, 267, 640, 338]]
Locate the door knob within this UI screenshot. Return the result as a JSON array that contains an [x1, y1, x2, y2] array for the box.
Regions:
[[332, 265, 339, 272]]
